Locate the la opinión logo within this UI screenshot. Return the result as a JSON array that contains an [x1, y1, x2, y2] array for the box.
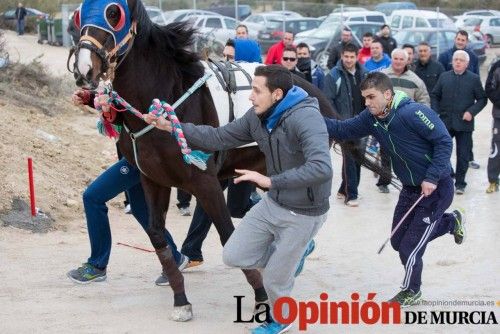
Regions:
[[234, 292, 401, 330]]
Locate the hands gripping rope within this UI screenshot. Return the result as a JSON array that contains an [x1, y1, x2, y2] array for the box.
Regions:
[[93, 81, 210, 171], [148, 99, 210, 170]]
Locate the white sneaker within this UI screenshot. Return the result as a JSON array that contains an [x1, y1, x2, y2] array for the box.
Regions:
[[124, 204, 131, 214], [345, 199, 359, 207]]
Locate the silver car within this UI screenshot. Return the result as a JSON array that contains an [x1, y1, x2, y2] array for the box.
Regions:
[[456, 15, 500, 45]]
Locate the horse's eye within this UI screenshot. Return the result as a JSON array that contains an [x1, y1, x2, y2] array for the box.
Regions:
[[105, 4, 125, 31], [108, 9, 118, 19]]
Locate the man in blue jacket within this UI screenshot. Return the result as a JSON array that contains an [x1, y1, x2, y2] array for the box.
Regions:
[[324, 72, 466, 307]]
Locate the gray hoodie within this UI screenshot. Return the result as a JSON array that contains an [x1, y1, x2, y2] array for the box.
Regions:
[[182, 95, 332, 216]]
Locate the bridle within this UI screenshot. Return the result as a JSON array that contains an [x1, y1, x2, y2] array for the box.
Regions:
[[67, 21, 137, 83]]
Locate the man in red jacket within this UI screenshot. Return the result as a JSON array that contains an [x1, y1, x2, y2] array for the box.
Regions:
[[358, 32, 373, 65], [265, 31, 294, 65]]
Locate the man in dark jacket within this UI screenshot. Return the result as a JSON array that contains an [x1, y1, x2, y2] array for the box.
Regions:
[[327, 28, 353, 70], [431, 50, 487, 194], [485, 58, 500, 193], [378, 24, 397, 55], [15, 2, 27, 36], [296, 42, 325, 89], [324, 71, 466, 307], [438, 30, 481, 170], [323, 43, 366, 206], [146, 65, 332, 333], [414, 41, 445, 94]]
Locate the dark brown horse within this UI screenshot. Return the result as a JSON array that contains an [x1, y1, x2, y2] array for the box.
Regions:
[[70, 0, 390, 322]]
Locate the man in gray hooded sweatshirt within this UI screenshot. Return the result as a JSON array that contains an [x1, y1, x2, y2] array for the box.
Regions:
[[145, 65, 332, 334]]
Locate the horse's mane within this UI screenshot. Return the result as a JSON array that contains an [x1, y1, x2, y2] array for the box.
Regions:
[[130, 1, 204, 79]]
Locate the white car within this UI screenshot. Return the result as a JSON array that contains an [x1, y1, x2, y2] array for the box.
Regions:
[[455, 15, 500, 45], [152, 9, 221, 26], [243, 13, 290, 36], [390, 9, 455, 32], [460, 10, 500, 17], [145, 6, 162, 21], [192, 15, 238, 45]]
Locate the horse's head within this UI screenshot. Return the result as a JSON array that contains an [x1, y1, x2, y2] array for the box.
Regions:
[[70, 0, 136, 89]]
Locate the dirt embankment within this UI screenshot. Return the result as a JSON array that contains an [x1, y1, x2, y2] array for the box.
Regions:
[[0, 32, 117, 230]]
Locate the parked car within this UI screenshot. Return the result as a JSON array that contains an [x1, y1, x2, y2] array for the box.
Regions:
[[1, 7, 49, 21], [243, 13, 289, 37], [208, 5, 252, 20], [295, 22, 381, 69], [265, 11, 303, 18], [393, 28, 487, 64], [455, 15, 500, 45], [258, 18, 321, 53], [390, 10, 455, 32], [192, 15, 237, 44], [320, 10, 386, 27], [152, 9, 221, 26], [460, 10, 500, 17], [0, 7, 49, 32], [331, 6, 368, 13], [145, 6, 162, 20], [374, 2, 417, 18]]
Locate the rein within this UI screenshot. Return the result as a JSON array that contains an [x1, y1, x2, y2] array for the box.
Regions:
[[94, 73, 213, 173]]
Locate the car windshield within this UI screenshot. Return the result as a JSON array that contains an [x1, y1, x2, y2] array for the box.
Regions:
[[463, 18, 483, 26], [394, 30, 431, 45], [314, 23, 340, 39], [267, 20, 284, 30], [428, 18, 451, 28]]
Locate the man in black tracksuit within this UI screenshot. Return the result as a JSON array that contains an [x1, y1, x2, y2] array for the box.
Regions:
[[324, 72, 466, 307], [431, 50, 487, 194], [485, 58, 500, 193]]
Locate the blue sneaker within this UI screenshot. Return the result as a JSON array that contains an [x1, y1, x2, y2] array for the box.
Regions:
[[251, 321, 292, 334], [67, 263, 107, 284], [294, 239, 315, 277]]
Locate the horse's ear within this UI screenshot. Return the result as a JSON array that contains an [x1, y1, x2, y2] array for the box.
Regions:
[[111, 4, 126, 32], [73, 9, 81, 30]]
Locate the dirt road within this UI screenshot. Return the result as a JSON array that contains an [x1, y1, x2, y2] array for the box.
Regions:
[[0, 30, 499, 333]]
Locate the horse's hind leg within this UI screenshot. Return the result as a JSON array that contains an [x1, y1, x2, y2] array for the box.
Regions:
[[188, 174, 268, 304], [140, 176, 192, 322]]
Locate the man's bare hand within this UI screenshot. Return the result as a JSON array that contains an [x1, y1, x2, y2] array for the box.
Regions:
[[143, 114, 173, 133], [234, 169, 271, 189], [463, 111, 473, 121], [421, 181, 437, 197]]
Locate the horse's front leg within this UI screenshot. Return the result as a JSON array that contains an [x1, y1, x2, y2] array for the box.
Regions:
[[140, 176, 192, 322], [188, 173, 268, 308]]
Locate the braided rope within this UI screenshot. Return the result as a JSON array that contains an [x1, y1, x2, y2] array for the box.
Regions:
[[93, 86, 210, 170], [149, 99, 210, 170]]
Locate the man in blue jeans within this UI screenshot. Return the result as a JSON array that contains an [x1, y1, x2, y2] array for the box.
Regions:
[[180, 178, 255, 267], [323, 43, 366, 207], [324, 72, 467, 306], [66, 89, 187, 284]]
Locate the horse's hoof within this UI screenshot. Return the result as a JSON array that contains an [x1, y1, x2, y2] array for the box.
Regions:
[[171, 304, 193, 322]]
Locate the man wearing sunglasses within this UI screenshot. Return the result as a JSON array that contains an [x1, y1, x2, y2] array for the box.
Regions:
[[265, 31, 294, 65], [281, 46, 305, 80]]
